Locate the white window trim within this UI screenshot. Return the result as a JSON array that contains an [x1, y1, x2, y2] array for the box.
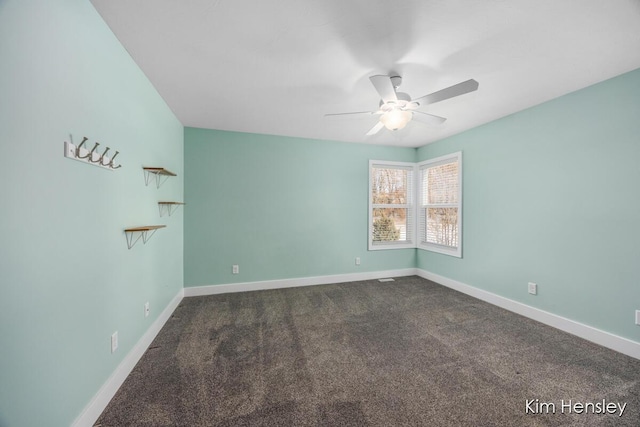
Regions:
[[417, 152, 462, 258], [368, 153, 462, 257], [368, 160, 417, 251]]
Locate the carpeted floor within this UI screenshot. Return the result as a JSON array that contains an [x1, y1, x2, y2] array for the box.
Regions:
[[95, 276, 640, 426]]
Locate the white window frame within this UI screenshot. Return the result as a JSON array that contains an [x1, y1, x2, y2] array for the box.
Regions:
[[417, 152, 462, 258], [368, 160, 417, 250]]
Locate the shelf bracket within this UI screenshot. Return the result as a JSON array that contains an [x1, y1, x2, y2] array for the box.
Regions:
[[124, 225, 166, 249], [158, 202, 185, 217], [144, 171, 169, 188], [143, 167, 176, 188]]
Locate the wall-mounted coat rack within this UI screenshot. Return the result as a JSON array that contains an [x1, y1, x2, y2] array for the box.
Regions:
[[143, 167, 176, 188], [158, 202, 185, 217], [124, 225, 166, 249], [64, 137, 122, 170]]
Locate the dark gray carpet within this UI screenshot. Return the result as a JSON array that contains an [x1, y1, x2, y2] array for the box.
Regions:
[[95, 276, 640, 426]]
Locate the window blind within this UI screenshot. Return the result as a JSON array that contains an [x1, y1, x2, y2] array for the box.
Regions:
[[418, 153, 462, 257]]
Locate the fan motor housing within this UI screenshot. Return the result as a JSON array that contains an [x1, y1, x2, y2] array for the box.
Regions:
[[380, 92, 411, 107]]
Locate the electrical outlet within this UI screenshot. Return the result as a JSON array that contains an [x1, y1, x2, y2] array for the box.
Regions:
[[528, 282, 537, 295], [635, 310, 640, 326], [144, 302, 150, 318], [111, 331, 118, 353], [232, 265, 239, 274], [355, 257, 361, 266]]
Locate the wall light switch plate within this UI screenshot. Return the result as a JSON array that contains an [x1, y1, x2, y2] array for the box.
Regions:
[[528, 282, 537, 295], [355, 257, 361, 266], [232, 265, 239, 274], [635, 310, 640, 326]]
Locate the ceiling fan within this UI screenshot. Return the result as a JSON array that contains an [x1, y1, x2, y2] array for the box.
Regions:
[[326, 75, 479, 136]]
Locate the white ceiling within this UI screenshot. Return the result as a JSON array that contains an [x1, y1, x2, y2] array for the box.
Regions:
[[91, 0, 640, 148]]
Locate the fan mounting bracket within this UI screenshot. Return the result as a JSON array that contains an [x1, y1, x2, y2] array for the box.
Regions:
[[390, 75, 402, 89]]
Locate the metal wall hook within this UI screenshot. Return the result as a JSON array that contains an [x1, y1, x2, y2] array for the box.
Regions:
[[76, 136, 88, 150], [109, 151, 122, 169], [87, 142, 101, 163], [75, 137, 90, 159], [63, 136, 122, 171], [99, 147, 111, 166]]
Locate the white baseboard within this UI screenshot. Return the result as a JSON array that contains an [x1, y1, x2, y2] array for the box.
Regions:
[[417, 269, 640, 360], [183, 268, 418, 297], [72, 289, 184, 427]]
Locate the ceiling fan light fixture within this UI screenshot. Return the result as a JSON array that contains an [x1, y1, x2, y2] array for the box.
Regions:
[[380, 109, 412, 131], [326, 75, 478, 136]]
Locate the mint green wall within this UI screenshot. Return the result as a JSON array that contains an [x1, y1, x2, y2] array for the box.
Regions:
[[417, 69, 640, 343], [184, 128, 415, 286], [0, 1, 183, 426]]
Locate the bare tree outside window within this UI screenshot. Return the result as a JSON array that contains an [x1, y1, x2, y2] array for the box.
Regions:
[[371, 166, 412, 243], [426, 207, 458, 247], [422, 159, 460, 249]]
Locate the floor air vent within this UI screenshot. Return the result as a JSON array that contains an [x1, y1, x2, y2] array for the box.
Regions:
[[378, 278, 395, 282]]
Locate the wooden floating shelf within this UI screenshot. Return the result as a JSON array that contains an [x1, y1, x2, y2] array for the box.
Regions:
[[124, 225, 166, 249], [143, 167, 176, 176], [143, 167, 177, 188], [158, 202, 185, 217], [124, 225, 166, 232]]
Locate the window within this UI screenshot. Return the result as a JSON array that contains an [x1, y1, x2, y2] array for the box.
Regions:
[[418, 152, 462, 257], [368, 161, 415, 250], [368, 154, 462, 256]]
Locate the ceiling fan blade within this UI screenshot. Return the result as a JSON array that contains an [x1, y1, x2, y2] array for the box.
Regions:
[[365, 121, 385, 136], [413, 79, 479, 106], [369, 75, 398, 103], [325, 111, 377, 117], [412, 110, 447, 125]]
